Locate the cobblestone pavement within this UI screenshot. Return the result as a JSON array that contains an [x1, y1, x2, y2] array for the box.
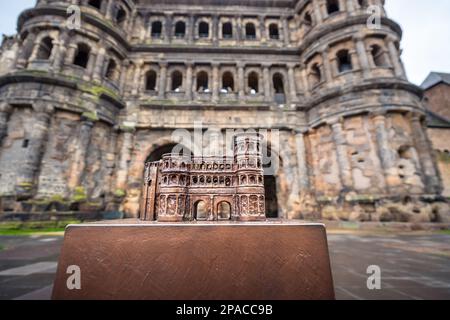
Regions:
[[0, 232, 449, 300]]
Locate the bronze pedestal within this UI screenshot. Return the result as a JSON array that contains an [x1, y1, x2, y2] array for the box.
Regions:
[[52, 221, 335, 300]]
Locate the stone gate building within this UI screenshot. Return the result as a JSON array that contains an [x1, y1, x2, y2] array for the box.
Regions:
[[0, 0, 448, 222]]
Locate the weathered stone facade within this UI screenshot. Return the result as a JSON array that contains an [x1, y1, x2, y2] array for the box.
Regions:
[[422, 72, 450, 200], [0, 0, 448, 222]]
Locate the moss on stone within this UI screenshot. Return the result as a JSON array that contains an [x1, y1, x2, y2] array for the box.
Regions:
[[119, 125, 135, 133], [17, 182, 33, 188], [114, 189, 126, 198], [345, 194, 381, 203], [81, 111, 99, 122], [78, 83, 121, 101], [437, 152, 450, 163], [72, 187, 87, 202]]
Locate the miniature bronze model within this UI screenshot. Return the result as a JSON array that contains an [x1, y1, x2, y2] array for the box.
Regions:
[[140, 133, 265, 222]]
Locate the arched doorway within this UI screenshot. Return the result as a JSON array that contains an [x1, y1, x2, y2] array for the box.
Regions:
[[194, 200, 207, 220], [264, 175, 278, 218], [217, 201, 231, 220], [146, 143, 192, 163], [262, 145, 281, 218], [143, 143, 193, 221]]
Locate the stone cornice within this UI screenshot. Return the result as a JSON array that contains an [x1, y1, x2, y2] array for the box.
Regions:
[[0, 71, 125, 110], [17, 6, 401, 57], [302, 78, 424, 111]]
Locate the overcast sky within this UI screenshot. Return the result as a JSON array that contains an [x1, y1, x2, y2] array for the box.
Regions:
[[0, 0, 449, 85]]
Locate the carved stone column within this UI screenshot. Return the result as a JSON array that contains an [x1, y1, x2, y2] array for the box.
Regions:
[[188, 14, 195, 44], [212, 15, 219, 46], [372, 112, 398, 192], [116, 126, 135, 192], [85, 50, 97, 80], [386, 35, 406, 79], [236, 15, 242, 43], [312, 0, 323, 24], [68, 117, 95, 189], [92, 47, 106, 81], [165, 13, 173, 43], [185, 62, 193, 101], [300, 63, 310, 97], [212, 63, 220, 103], [16, 103, 53, 196], [354, 34, 371, 78], [282, 17, 290, 46], [119, 59, 130, 95], [295, 130, 310, 191], [263, 63, 271, 102], [237, 62, 245, 100], [321, 47, 333, 84], [329, 118, 353, 190], [287, 63, 297, 102], [64, 43, 77, 65], [52, 30, 69, 73], [16, 30, 37, 69], [132, 60, 143, 95], [259, 16, 266, 43], [158, 62, 168, 99], [346, 0, 356, 14], [410, 114, 442, 194], [105, 0, 114, 19], [0, 103, 12, 147]]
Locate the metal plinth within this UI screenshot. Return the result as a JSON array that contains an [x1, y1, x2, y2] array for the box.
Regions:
[[52, 221, 335, 300]]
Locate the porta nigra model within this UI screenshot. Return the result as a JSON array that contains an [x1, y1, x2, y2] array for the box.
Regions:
[[0, 0, 448, 223], [140, 133, 265, 222]]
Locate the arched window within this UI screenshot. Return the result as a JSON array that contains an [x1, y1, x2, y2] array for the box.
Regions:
[[199, 21, 209, 38], [248, 72, 259, 94], [310, 63, 322, 86], [370, 44, 389, 67], [337, 49, 353, 73], [222, 22, 233, 39], [115, 6, 127, 27], [217, 201, 231, 220], [269, 24, 280, 40], [194, 200, 208, 220], [273, 73, 285, 103], [171, 70, 183, 91], [175, 21, 186, 38], [304, 12, 313, 27], [151, 21, 162, 38], [88, 0, 102, 10], [245, 23, 256, 39], [196, 71, 209, 92], [36, 37, 53, 60], [105, 58, 117, 81], [273, 73, 285, 94], [327, 0, 340, 14], [73, 43, 91, 68], [358, 0, 369, 8], [145, 70, 157, 91], [222, 72, 234, 92]]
